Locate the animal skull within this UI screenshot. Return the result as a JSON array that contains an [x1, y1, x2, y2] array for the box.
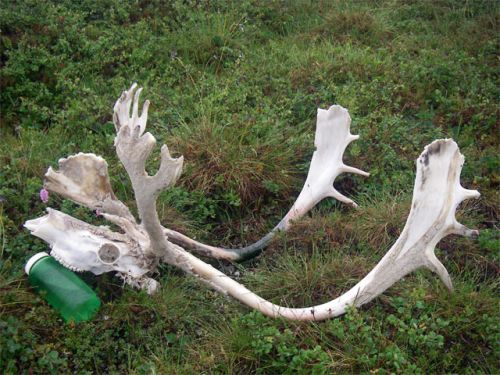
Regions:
[[25, 208, 146, 274]]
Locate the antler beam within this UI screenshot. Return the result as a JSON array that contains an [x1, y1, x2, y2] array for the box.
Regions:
[[112, 83, 184, 260]]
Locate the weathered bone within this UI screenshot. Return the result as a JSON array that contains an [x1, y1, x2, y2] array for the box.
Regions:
[[44, 153, 139, 231], [113, 83, 183, 260], [165, 105, 369, 261], [44, 153, 117, 210], [24, 208, 159, 293], [41, 85, 368, 262], [177, 139, 479, 320], [24, 84, 480, 321]]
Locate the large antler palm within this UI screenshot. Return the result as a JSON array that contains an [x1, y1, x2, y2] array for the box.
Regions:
[[25, 84, 480, 320]]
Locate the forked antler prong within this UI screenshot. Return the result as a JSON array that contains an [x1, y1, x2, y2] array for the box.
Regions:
[[110, 87, 479, 320], [113, 83, 183, 258], [166, 139, 480, 320]]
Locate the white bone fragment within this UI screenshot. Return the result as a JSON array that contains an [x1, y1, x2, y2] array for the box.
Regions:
[[44, 153, 135, 221]]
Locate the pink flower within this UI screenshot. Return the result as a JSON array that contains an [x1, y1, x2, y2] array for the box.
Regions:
[[39, 188, 49, 203]]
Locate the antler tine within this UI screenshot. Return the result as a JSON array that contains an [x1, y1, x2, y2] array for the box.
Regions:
[[24, 85, 481, 321]]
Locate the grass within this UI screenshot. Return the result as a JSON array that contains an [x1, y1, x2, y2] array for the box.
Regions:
[[1, 0, 499, 373]]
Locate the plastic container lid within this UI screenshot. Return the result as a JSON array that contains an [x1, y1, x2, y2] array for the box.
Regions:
[[25, 252, 50, 275]]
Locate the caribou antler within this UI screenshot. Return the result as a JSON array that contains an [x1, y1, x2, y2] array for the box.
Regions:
[[164, 104, 369, 261], [113, 83, 184, 260], [25, 84, 480, 321], [149, 138, 480, 320]]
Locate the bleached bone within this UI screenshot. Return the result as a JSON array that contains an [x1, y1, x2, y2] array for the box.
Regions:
[[44, 153, 140, 233], [175, 139, 480, 320], [41, 86, 368, 262], [113, 83, 184, 260], [24, 208, 159, 293], [25, 84, 480, 322], [45, 153, 121, 214], [165, 105, 369, 261]]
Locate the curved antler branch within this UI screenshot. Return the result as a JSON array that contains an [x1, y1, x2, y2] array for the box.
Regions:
[[165, 105, 369, 261], [171, 139, 479, 320]]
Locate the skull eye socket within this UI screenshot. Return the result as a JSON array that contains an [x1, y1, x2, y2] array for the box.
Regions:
[[98, 243, 121, 264]]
